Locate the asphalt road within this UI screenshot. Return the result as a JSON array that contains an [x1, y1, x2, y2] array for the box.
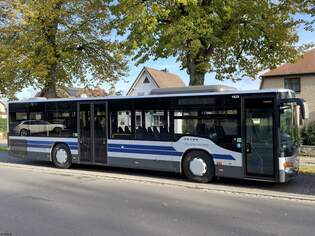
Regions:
[[0, 158, 315, 236]]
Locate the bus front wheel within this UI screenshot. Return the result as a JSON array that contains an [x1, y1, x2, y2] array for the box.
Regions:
[[52, 143, 72, 169], [182, 150, 215, 183]]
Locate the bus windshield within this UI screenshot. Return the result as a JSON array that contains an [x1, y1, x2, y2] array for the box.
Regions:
[[280, 103, 299, 156]]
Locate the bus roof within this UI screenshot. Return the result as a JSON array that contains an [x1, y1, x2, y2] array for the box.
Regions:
[[9, 88, 294, 104]]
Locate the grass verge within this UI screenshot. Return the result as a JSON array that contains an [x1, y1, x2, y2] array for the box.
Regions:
[[0, 146, 8, 152], [300, 166, 315, 175]]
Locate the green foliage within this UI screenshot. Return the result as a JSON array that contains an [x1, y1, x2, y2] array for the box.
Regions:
[[0, 0, 128, 98], [301, 122, 315, 145], [112, 0, 315, 85], [0, 118, 7, 133]]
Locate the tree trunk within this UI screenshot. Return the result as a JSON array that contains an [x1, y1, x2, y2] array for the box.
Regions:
[[42, 2, 61, 98], [44, 63, 58, 98], [187, 58, 205, 85]]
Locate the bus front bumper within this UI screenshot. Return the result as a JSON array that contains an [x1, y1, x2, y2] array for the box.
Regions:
[[279, 156, 299, 183]]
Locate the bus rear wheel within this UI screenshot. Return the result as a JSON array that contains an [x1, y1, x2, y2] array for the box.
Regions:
[[52, 143, 72, 169], [182, 150, 215, 183]]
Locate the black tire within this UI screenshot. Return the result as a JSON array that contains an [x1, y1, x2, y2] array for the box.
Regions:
[[182, 150, 215, 183], [53, 127, 62, 134], [20, 129, 30, 136], [51, 143, 72, 169]]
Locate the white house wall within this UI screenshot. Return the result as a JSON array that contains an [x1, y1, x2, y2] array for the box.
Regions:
[[128, 71, 158, 96]]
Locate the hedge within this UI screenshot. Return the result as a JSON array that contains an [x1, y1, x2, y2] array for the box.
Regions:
[[301, 122, 315, 145], [0, 118, 7, 133]]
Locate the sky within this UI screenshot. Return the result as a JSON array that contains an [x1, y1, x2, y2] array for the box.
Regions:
[[17, 17, 315, 99]]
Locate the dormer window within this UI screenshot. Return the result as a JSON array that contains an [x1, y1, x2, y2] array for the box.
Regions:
[[143, 77, 150, 84]]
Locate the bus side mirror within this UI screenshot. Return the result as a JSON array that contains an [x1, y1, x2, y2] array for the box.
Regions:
[[279, 98, 309, 120], [303, 101, 309, 120]]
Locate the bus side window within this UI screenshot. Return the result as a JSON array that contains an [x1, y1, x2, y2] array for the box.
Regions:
[[135, 110, 170, 141], [110, 110, 132, 139]]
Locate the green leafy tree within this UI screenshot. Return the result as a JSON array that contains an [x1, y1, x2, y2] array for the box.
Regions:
[[0, 0, 127, 98], [112, 0, 314, 85]]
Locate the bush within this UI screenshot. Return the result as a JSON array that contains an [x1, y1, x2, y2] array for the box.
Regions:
[[301, 122, 315, 145], [0, 118, 7, 133]]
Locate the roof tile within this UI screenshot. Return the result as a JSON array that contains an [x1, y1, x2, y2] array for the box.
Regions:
[[262, 48, 315, 77], [145, 67, 185, 88]]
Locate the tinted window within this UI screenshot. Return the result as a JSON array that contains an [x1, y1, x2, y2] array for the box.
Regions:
[[172, 95, 241, 150], [110, 110, 132, 139], [9, 101, 77, 137], [9, 102, 45, 136], [45, 102, 77, 137], [135, 110, 170, 141], [134, 98, 171, 141], [16, 113, 27, 120]]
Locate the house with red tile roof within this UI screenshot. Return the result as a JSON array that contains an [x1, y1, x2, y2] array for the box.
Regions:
[[36, 87, 106, 98], [260, 48, 315, 122], [127, 67, 185, 96]]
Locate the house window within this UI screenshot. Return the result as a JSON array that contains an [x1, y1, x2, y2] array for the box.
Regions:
[[284, 78, 301, 93], [143, 77, 150, 84]]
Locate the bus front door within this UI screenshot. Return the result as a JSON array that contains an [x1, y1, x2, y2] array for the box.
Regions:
[[243, 97, 275, 178], [79, 103, 107, 164]]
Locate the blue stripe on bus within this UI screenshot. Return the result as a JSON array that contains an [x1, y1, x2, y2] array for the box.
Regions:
[[27, 140, 78, 150], [27, 143, 78, 148], [108, 144, 236, 160], [108, 143, 176, 151], [108, 147, 183, 156], [28, 144, 78, 150], [212, 154, 235, 160], [25, 140, 235, 160], [27, 140, 78, 146]]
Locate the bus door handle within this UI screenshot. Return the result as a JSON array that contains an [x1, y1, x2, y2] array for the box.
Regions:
[[246, 143, 251, 153]]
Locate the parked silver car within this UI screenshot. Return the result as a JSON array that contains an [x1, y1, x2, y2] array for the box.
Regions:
[[14, 120, 65, 136]]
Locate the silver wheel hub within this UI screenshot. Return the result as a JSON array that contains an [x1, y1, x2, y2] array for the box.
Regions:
[[56, 149, 67, 164], [189, 158, 207, 176]]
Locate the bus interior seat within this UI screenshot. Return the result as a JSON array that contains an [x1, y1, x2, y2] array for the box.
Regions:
[[136, 126, 146, 139], [153, 126, 160, 139], [159, 126, 169, 140], [153, 126, 159, 134], [124, 126, 131, 134], [147, 127, 154, 139], [196, 123, 208, 137], [215, 125, 225, 139], [118, 127, 124, 134], [135, 126, 142, 138]]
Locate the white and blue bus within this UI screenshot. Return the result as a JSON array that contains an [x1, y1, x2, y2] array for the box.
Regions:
[[8, 86, 308, 183]]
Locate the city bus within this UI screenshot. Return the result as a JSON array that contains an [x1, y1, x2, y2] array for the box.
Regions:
[[7, 86, 308, 183]]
